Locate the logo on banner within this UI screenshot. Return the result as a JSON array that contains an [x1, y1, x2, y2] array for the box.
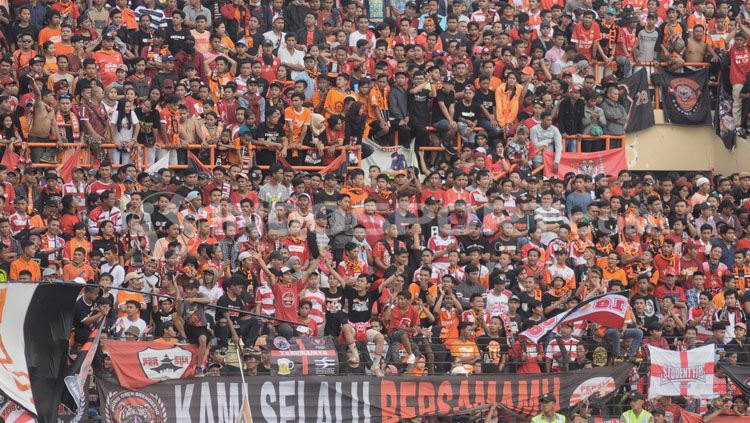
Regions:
[[669, 77, 701, 113], [659, 365, 708, 384], [570, 377, 617, 406], [105, 391, 166, 423], [137, 347, 193, 381], [571, 158, 604, 178]]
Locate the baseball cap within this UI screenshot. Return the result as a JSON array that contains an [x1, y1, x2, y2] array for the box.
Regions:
[[280, 267, 293, 274], [116, 64, 128, 72], [238, 251, 253, 262], [185, 191, 201, 202], [263, 39, 274, 46], [42, 268, 57, 277], [540, 394, 556, 403], [125, 271, 142, 282]]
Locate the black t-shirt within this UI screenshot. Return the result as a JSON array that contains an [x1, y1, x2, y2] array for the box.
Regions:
[[455, 99, 482, 123], [631, 293, 659, 318], [459, 235, 490, 256], [542, 292, 566, 317], [585, 337, 612, 367], [130, 29, 153, 55], [217, 294, 246, 327], [314, 188, 339, 209], [476, 335, 506, 373], [431, 89, 455, 123], [165, 26, 191, 54], [408, 85, 431, 125], [136, 108, 160, 146], [151, 210, 178, 238], [475, 89, 496, 116], [152, 309, 177, 337], [255, 121, 286, 165], [9, 23, 38, 48], [491, 236, 518, 256], [73, 298, 96, 343], [175, 185, 200, 200], [343, 286, 378, 323], [322, 286, 345, 319]]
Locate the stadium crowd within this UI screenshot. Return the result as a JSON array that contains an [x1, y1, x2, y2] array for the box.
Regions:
[[1, 0, 750, 419]]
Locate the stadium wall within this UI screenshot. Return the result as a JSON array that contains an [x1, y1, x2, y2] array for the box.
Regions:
[[625, 111, 750, 173]]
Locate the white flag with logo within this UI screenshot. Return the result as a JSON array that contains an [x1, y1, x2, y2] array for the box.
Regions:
[[648, 344, 715, 399]]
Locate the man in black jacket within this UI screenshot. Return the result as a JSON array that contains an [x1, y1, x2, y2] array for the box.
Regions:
[[296, 12, 326, 48], [556, 86, 585, 151]]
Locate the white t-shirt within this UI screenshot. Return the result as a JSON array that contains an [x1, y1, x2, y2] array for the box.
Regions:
[[110, 109, 140, 143], [114, 317, 147, 338]]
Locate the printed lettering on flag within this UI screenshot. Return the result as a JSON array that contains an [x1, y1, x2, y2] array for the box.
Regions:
[[648, 344, 715, 399], [521, 293, 629, 344]]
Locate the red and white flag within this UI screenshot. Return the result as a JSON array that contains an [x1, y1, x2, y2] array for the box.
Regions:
[[648, 344, 715, 399], [104, 340, 200, 389], [520, 293, 629, 344]]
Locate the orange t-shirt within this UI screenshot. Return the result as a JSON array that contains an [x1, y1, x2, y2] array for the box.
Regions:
[[284, 106, 312, 145], [92, 50, 124, 87], [9, 257, 41, 281], [39, 26, 63, 45], [116, 291, 145, 318], [55, 42, 75, 56], [62, 263, 95, 282]]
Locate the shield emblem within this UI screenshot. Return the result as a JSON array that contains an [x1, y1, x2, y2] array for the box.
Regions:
[[137, 347, 193, 381]]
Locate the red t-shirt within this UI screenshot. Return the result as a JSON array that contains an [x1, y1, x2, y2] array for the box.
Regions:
[[571, 22, 602, 61], [729, 45, 750, 85], [272, 280, 306, 323], [388, 305, 419, 335]]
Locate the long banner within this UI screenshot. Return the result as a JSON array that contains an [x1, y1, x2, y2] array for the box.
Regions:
[[97, 364, 632, 422], [520, 293, 629, 344], [543, 148, 627, 179]]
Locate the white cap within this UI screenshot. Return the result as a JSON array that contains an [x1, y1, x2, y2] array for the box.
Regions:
[[696, 177, 710, 187]]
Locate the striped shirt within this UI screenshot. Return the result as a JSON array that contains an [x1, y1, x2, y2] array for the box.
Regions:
[[300, 288, 326, 325], [134, 6, 168, 29], [534, 206, 563, 244], [255, 283, 275, 317]]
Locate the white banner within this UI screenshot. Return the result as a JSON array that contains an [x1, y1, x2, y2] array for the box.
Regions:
[[648, 344, 715, 399], [362, 140, 418, 183], [0, 284, 37, 414], [520, 293, 629, 344]]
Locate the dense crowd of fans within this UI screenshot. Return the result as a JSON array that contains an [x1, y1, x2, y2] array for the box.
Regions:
[[2, 0, 750, 419]]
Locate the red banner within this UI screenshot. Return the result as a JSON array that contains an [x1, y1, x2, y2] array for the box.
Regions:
[[103, 340, 199, 389], [543, 148, 627, 179]]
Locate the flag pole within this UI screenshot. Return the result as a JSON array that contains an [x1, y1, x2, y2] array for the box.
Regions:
[[236, 346, 253, 423]]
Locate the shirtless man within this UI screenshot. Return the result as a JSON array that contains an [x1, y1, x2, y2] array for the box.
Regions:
[[685, 24, 720, 67], [26, 75, 63, 163], [177, 104, 205, 164]]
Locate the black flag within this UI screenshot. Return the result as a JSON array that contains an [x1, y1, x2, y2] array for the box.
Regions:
[[618, 68, 655, 133], [660, 67, 712, 125]]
